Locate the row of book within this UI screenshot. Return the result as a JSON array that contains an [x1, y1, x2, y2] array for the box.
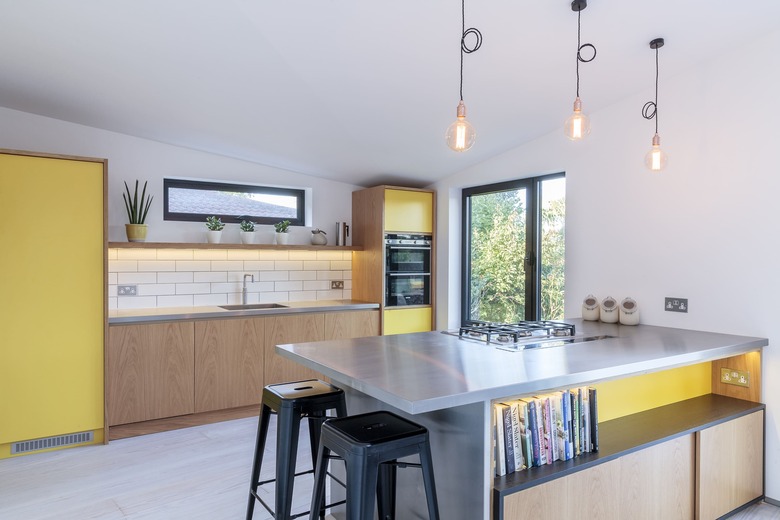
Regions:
[[494, 387, 599, 476]]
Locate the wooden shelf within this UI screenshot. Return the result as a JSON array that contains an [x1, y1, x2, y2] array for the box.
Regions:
[[108, 241, 362, 251], [493, 394, 765, 498]]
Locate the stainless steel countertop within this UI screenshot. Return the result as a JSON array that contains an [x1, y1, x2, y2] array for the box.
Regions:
[[108, 299, 379, 324], [277, 320, 767, 414]]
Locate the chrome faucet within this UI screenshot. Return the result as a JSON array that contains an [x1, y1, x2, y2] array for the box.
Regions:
[[242, 274, 254, 305]]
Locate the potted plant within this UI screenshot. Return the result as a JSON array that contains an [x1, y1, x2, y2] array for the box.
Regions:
[[122, 180, 153, 242], [239, 219, 256, 244], [205, 216, 225, 244], [274, 220, 291, 245]]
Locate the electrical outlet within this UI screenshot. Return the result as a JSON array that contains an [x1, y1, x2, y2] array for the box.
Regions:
[[720, 367, 750, 387], [117, 285, 137, 296], [664, 297, 688, 313], [331, 280, 344, 289]]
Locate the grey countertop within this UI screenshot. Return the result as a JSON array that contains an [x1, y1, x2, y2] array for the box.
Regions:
[[108, 299, 379, 324], [277, 320, 767, 414]]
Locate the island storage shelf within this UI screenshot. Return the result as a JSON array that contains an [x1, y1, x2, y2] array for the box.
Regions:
[[493, 394, 764, 503]]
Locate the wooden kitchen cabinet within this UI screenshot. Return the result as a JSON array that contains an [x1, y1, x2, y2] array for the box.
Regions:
[[107, 322, 195, 426], [264, 314, 326, 385], [324, 310, 380, 340], [194, 317, 265, 413], [696, 411, 764, 519]]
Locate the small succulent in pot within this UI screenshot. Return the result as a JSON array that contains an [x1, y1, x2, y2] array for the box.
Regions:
[[206, 216, 225, 231], [274, 220, 291, 233], [240, 220, 255, 232]]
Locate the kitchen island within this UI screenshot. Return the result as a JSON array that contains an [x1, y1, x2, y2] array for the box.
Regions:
[[277, 320, 767, 519]]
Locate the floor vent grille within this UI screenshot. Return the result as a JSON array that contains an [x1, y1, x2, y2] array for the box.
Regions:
[[11, 431, 94, 454]]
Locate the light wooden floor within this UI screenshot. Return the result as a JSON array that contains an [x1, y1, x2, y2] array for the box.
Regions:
[[0, 416, 778, 519]]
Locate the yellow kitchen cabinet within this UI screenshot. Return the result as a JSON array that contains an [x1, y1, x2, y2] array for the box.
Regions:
[[384, 188, 434, 233], [194, 317, 265, 413], [107, 322, 195, 425], [0, 150, 106, 458], [383, 307, 432, 335]]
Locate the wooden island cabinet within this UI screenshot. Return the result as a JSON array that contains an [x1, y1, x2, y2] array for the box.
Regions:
[[107, 308, 379, 436]]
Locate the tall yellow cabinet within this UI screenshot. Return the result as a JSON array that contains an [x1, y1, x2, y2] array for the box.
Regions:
[[0, 150, 106, 458], [352, 186, 435, 335]]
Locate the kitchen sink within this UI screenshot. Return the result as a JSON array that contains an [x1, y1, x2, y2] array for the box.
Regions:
[[218, 303, 289, 311]]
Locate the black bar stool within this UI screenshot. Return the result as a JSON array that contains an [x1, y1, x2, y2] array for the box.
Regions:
[[309, 410, 440, 520], [246, 379, 347, 520]]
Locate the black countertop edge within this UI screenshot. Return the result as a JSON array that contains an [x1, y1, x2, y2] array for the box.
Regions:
[[493, 393, 765, 496]]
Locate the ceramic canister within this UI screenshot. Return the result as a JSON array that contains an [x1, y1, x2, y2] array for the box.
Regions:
[[600, 296, 619, 323], [582, 294, 600, 321], [619, 297, 640, 325]]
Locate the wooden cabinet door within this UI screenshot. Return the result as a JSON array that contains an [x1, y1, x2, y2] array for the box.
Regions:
[[107, 322, 194, 426], [696, 411, 764, 519], [324, 310, 380, 340], [194, 318, 265, 413], [264, 314, 325, 385]]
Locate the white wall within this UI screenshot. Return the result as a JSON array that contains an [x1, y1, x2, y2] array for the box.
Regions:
[[433, 28, 780, 500], [0, 108, 358, 244]]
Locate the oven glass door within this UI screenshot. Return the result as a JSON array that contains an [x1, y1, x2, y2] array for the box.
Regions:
[[386, 246, 430, 273], [385, 273, 430, 306]]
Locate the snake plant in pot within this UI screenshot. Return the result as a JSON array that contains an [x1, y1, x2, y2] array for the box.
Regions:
[[123, 180, 153, 242]]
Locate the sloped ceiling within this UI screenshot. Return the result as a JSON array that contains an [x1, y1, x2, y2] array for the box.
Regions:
[[1, 1, 779, 187]]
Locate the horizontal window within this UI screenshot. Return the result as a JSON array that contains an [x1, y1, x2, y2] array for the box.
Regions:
[[163, 178, 305, 226]]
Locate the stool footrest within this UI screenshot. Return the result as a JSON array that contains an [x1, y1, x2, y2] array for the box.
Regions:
[[257, 468, 314, 487]]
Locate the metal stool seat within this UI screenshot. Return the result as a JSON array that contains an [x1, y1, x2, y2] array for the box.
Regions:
[[246, 379, 347, 520], [309, 410, 440, 520]]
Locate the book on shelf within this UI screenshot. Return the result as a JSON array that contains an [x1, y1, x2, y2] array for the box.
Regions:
[[494, 402, 506, 476], [502, 403, 516, 474], [578, 387, 585, 455], [571, 391, 580, 456], [509, 401, 526, 471], [561, 389, 573, 460], [520, 398, 542, 467], [581, 386, 591, 453], [589, 386, 599, 452], [518, 400, 532, 468]]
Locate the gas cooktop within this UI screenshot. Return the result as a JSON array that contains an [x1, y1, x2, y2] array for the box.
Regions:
[[442, 320, 612, 351]]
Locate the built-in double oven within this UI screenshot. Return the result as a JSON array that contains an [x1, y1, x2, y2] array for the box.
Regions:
[[384, 233, 432, 307]]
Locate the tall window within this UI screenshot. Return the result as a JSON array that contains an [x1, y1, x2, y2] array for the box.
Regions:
[[461, 174, 565, 324]]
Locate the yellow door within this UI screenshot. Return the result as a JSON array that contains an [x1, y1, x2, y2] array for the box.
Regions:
[[0, 152, 105, 457], [384, 189, 433, 233]]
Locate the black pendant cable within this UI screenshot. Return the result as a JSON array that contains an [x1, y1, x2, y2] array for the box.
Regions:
[[445, 0, 482, 152], [642, 38, 667, 171], [564, 0, 596, 141]]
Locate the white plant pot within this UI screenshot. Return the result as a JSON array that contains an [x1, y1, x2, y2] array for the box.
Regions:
[[275, 232, 289, 245], [206, 230, 222, 244], [240, 231, 256, 244]]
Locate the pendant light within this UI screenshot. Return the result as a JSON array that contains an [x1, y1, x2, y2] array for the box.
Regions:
[[642, 38, 667, 171], [446, 0, 481, 152], [564, 0, 597, 141]]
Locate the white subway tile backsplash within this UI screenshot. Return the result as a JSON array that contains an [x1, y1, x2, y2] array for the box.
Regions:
[[108, 247, 353, 311], [211, 260, 244, 271], [343, 289, 352, 299], [304, 261, 330, 271], [138, 260, 176, 272], [289, 251, 318, 260], [176, 283, 212, 295], [194, 293, 228, 306], [158, 272, 195, 283], [117, 296, 158, 309], [244, 260, 275, 271], [138, 283, 177, 296], [117, 249, 158, 260], [158, 295, 195, 307], [109, 260, 138, 272], [157, 249, 195, 260], [195, 271, 228, 283], [227, 250, 260, 260], [193, 249, 228, 261], [176, 260, 211, 272], [275, 281, 303, 292]]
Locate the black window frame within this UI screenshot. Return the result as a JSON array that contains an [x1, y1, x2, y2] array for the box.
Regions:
[[163, 178, 305, 226], [461, 172, 564, 325]]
